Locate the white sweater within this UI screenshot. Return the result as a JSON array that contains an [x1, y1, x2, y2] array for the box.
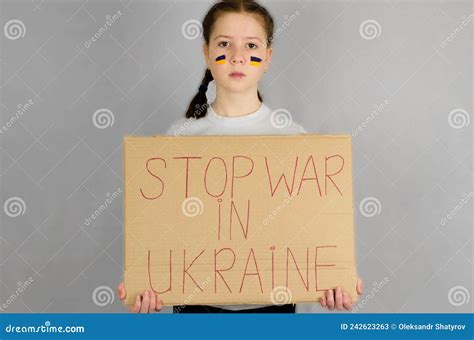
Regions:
[[163, 102, 316, 312]]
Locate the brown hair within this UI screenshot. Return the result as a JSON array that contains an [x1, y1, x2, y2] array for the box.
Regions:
[[185, 0, 274, 119]]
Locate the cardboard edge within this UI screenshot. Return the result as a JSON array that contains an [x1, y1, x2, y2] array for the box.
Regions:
[[349, 135, 359, 303], [122, 136, 130, 306], [123, 134, 353, 140]]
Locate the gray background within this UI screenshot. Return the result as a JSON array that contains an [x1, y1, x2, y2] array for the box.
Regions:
[[0, 0, 472, 313]]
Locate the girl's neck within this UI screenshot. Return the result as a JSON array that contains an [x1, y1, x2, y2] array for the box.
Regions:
[[211, 87, 262, 117]]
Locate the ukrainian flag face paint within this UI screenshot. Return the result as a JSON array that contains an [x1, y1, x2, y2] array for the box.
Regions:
[[250, 56, 262, 67], [215, 54, 226, 65]]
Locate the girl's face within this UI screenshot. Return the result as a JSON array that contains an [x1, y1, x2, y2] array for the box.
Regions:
[[204, 12, 272, 94]]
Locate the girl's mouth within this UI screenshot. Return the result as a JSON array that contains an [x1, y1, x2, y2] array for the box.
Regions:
[[229, 72, 246, 79]]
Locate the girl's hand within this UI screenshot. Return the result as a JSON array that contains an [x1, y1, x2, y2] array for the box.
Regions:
[[117, 282, 164, 313], [319, 277, 364, 311]]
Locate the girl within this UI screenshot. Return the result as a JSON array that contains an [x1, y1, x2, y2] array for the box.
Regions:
[[117, 0, 363, 313]]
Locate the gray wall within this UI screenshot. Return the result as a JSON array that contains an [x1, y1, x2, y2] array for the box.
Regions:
[[0, 0, 472, 313]]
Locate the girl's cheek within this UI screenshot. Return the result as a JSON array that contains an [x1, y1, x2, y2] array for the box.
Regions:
[[214, 54, 227, 65], [249, 55, 263, 68]]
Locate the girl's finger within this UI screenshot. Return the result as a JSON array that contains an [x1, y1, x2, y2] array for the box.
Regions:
[[140, 291, 150, 313], [117, 282, 126, 300], [155, 296, 163, 311], [319, 295, 327, 307], [130, 294, 141, 313], [326, 289, 335, 310], [335, 287, 343, 310], [356, 278, 364, 295], [342, 292, 352, 311], [148, 290, 156, 313]]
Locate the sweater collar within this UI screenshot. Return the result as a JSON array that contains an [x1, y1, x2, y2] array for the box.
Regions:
[[206, 102, 270, 125]]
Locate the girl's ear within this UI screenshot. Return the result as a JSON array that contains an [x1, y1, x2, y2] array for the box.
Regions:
[[203, 43, 210, 67], [264, 47, 273, 72], [266, 47, 273, 62]]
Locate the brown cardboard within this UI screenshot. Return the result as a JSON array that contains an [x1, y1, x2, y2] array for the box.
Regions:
[[123, 134, 358, 306]]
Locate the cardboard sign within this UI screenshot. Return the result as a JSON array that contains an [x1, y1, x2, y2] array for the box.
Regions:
[[123, 134, 358, 306]]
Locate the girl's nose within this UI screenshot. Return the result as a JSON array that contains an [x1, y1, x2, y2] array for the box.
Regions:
[[230, 54, 245, 65]]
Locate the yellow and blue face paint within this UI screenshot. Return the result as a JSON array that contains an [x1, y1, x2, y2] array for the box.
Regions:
[[215, 54, 226, 65], [250, 56, 262, 67]]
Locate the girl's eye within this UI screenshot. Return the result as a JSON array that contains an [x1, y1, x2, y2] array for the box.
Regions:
[[217, 41, 258, 49], [247, 43, 258, 49]]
